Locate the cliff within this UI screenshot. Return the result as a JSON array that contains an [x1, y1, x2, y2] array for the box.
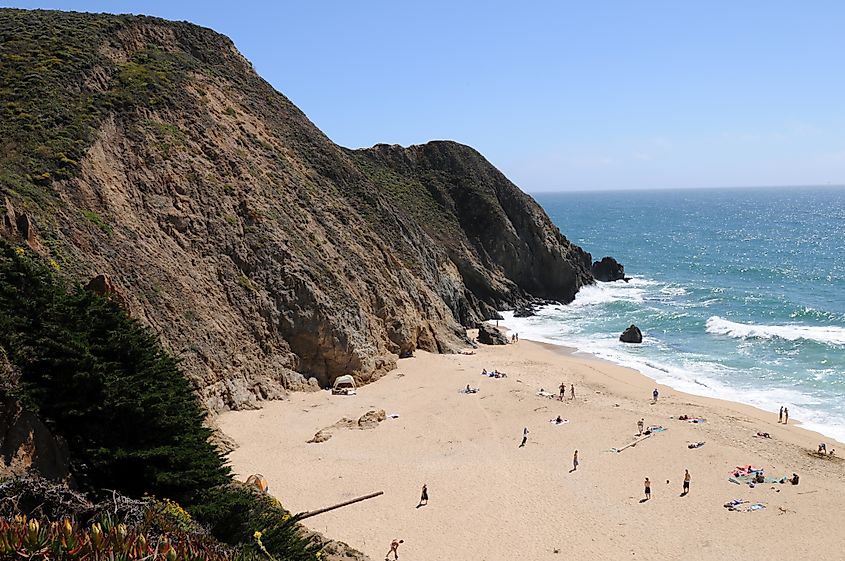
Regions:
[[0, 8, 595, 411]]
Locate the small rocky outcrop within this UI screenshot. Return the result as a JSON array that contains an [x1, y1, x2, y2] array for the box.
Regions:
[[307, 409, 387, 443], [476, 323, 509, 345], [2, 197, 44, 253], [357, 409, 386, 429], [84, 274, 130, 311], [619, 324, 643, 344], [0, 398, 71, 482], [592, 257, 626, 282], [513, 304, 537, 318]]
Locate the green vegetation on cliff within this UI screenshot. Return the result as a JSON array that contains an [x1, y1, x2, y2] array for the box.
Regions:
[[0, 241, 320, 560], [0, 242, 229, 502], [0, 9, 216, 209]]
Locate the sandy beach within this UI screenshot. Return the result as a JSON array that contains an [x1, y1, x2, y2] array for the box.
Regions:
[[219, 336, 845, 561]]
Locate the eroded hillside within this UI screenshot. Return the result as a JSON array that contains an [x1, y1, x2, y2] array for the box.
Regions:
[[1, 9, 595, 411]]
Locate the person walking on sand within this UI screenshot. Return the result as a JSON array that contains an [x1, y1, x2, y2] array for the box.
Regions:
[[644, 477, 651, 500], [572, 450, 579, 471], [779, 406, 784, 423], [385, 538, 403, 560], [652, 388, 659, 402], [519, 427, 529, 447], [682, 469, 690, 495], [784, 407, 789, 424], [559, 383, 566, 401], [570, 384, 575, 399], [418, 483, 428, 506], [637, 418, 645, 436]]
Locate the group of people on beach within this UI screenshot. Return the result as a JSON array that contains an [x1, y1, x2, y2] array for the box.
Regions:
[[384, 343, 818, 560]]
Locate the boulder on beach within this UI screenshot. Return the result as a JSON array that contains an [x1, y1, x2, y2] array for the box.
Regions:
[[619, 324, 643, 344], [476, 323, 509, 345], [592, 257, 626, 282]]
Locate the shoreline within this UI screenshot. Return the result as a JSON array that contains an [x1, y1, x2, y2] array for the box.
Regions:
[[500, 312, 845, 446], [536, 333, 845, 449], [219, 337, 845, 561]]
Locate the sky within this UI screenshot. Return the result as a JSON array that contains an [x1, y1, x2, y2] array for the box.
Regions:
[[4, 1, 845, 191]]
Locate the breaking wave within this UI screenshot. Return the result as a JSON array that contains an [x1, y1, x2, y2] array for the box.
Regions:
[[705, 316, 845, 347]]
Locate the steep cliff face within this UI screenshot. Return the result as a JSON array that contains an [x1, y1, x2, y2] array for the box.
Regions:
[[0, 9, 596, 411]]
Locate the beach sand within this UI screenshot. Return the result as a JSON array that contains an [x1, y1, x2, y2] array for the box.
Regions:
[[218, 337, 845, 561]]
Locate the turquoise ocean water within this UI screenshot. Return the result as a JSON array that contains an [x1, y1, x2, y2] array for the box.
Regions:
[[502, 187, 845, 442]]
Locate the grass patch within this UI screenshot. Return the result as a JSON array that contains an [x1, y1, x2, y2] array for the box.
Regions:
[[81, 209, 113, 236]]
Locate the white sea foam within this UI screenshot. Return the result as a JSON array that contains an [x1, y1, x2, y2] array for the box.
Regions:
[[498, 309, 845, 444], [567, 279, 646, 307], [706, 316, 845, 346]]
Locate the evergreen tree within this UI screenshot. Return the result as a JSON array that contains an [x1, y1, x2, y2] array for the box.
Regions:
[[0, 242, 230, 504]]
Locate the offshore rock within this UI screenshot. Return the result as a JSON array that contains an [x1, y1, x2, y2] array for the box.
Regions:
[[620, 324, 643, 344], [592, 256, 626, 282]]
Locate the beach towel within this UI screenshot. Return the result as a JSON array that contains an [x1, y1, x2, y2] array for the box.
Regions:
[[643, 426, 667, 435], [537, 390, 555, 398], [730, 465, 761, 478]]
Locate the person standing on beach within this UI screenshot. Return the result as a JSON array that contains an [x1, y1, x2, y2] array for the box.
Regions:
[[386, 539, 403, 560], [418, 484, 428, 506], [520, 427, 529, 447], [779, 406, 784, 423], [570, 384, 575, 399], [572, 450, 579, 471], [652, 388, 659, 402], [644, 477, 651, 500], [784, 407, 789, 424], [682, 469, 690, 495], [637, 418, 645, 436], [559, 383, 566, 400]]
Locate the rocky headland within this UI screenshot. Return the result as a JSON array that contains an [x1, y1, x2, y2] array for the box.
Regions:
[[0, 8, 606, 412]]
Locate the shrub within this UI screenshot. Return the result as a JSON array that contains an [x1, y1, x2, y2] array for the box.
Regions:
[[190, 484, 319, 561]]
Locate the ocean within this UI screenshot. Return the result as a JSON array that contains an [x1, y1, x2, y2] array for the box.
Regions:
[[502, 186, 845, 443]]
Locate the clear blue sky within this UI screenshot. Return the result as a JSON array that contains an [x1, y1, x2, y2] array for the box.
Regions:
[[5, 1, 845, 191]]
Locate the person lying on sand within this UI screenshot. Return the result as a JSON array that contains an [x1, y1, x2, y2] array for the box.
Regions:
[[755, 432, 771, 438], [463, 385, 479, 394]]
